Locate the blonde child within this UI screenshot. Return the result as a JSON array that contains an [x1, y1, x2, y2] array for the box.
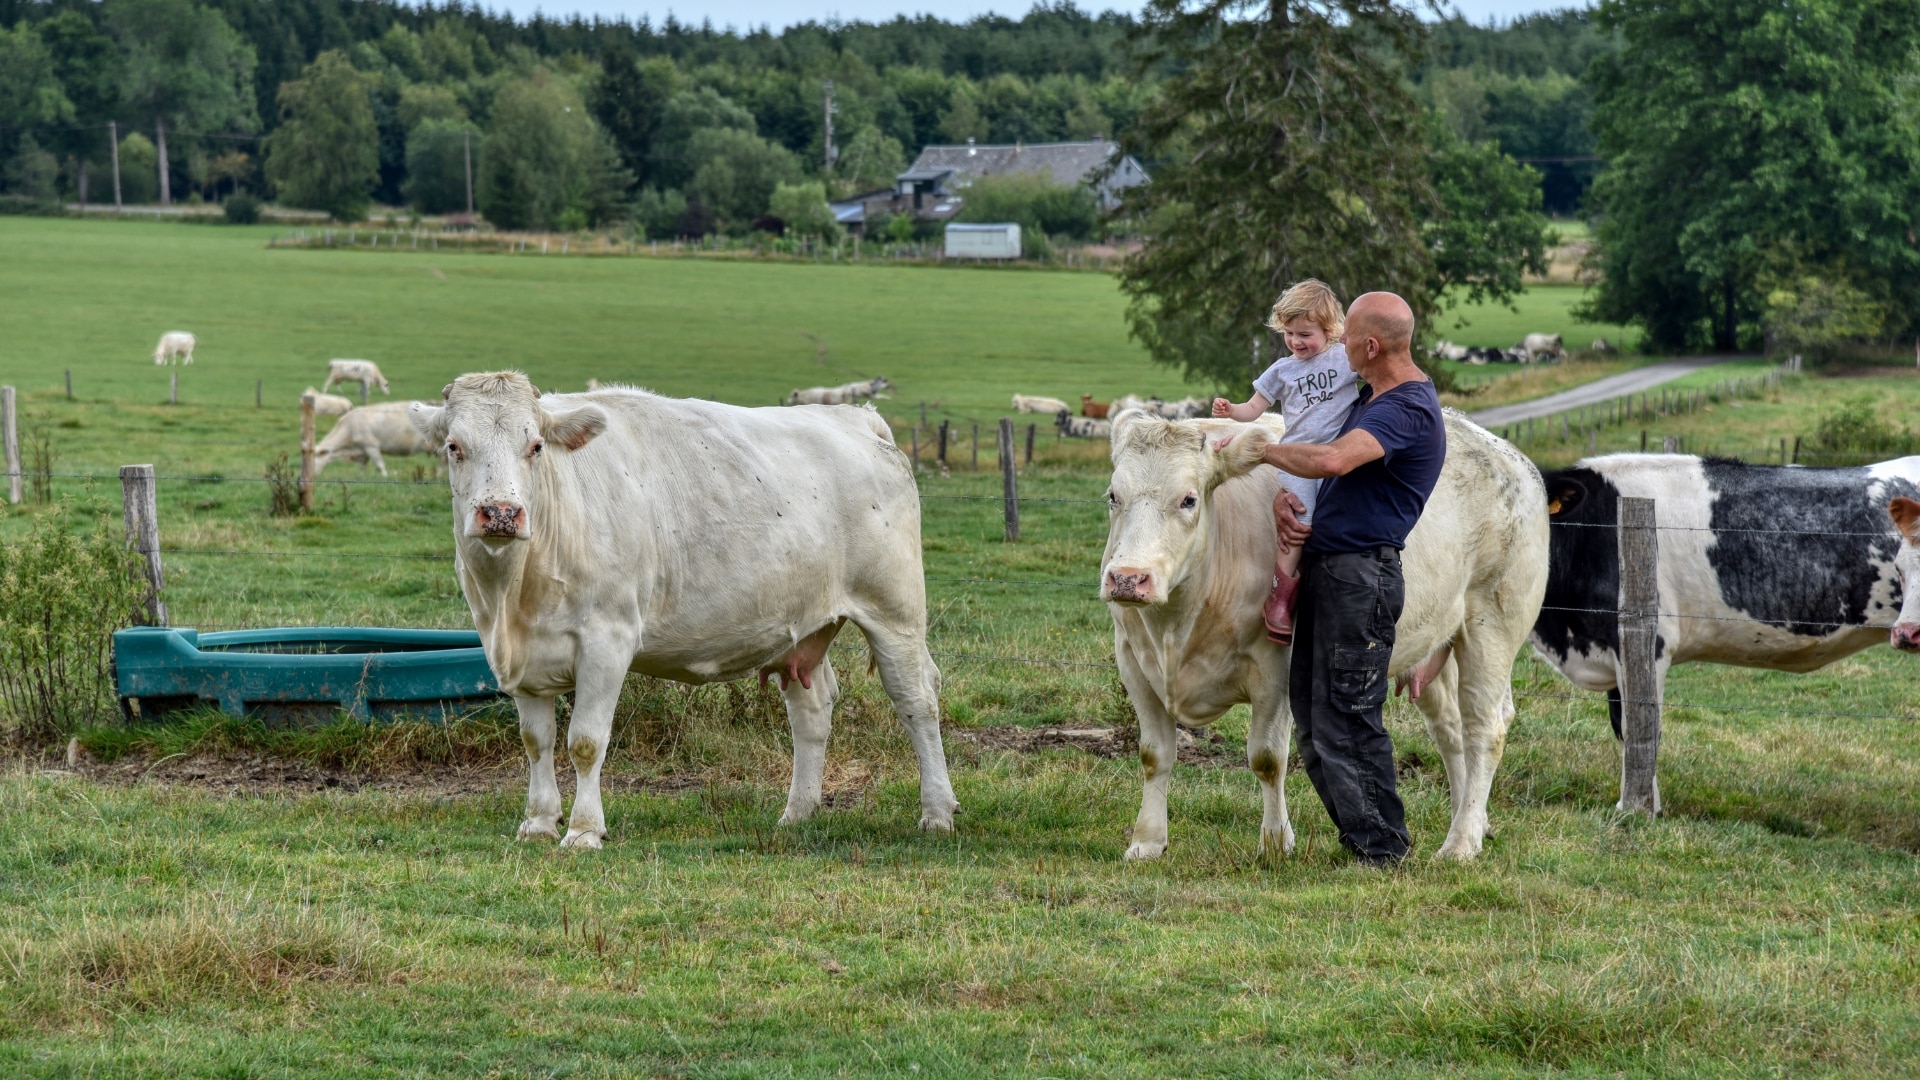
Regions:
[[1212, 279, 1361, 645]]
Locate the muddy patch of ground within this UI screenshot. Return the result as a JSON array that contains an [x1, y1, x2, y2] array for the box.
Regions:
[[950, 724, 1236, 767]]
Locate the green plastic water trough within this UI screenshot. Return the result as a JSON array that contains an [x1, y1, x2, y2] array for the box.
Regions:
[[112, 626, 502, 724]]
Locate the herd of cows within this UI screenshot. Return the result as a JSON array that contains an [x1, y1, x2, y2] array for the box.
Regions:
[[145, 332, 1920, 855], [1428, 332, 1616, 365], [383, 370, 1920, 857]]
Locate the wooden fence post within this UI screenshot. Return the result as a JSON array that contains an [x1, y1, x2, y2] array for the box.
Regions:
[[937, 420, 949, 469], [65, 369, 72, 400], [256, 378, 262, 408], [998, 418, 1020, 542], [299, 392, 317, 512], [2, 386, 17, 505], [972, 424, 979, 470], [169, 371, 178, 405], [1025, 423, 1035, 466], [119, 464, 166, 626], [1617, 495, 1661, 814]]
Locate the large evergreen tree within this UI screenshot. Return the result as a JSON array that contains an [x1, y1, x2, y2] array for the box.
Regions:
[[1117, 0, 1546, 388], [1582, 0, 1920, 351]]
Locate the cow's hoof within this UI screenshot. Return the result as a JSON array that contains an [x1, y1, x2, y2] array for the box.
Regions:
[[1258, 829, 1295, 858], [918, 813, 955, 834], [776, 805, 817, 827], [1433, 838, 1482, 861], [1124, 840, 1166, 861], [517, 819, 561, 841], [560, 829, 604, 850]]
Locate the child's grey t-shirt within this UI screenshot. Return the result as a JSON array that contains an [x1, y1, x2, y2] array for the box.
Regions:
[[1253, 343, 1361, 445]]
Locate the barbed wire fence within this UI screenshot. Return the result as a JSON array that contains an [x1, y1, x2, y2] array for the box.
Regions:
[[3, 385, 1914, 806]]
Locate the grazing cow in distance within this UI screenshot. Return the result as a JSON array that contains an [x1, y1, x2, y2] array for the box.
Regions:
[[1013, 394, 1072, 415], [1590, 338, 1617, 354], [788, 376, 893, 406], [1118, 395, 1211, 421], [1429, 340, 1470, 363], [1100, 410, 1549, 860], [1057, 411, 1111, 439], [1533, 454, 1920, 810], [313, 402, 432, 475], [302, 387, 355, 416], [1520, 333, 1565, 362], [323, 359, 391, 399], [153, 332, 196, 365], [1503, 347, 1532, 364], [1465, 346, 1504, 364], [408, 374, 955, 847], [1081, 394, 1110, 419]]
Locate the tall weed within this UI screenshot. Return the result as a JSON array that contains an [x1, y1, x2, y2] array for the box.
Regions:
[[0, 513, 146, 744]]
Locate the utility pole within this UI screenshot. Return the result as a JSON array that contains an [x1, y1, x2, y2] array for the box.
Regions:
[[109, 121, 122, 210], [463, 129, 474, 215], [156, 118, 170, 207], [822, 80, 838, 175]]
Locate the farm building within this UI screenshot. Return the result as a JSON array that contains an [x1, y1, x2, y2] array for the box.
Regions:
[[829, 139, 1150, 232]]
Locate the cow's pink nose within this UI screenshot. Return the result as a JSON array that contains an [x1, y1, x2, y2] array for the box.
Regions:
[[474, 502, 526, 537], [1893, 624, 1920, 652], [1105, 567, 1155, 603]]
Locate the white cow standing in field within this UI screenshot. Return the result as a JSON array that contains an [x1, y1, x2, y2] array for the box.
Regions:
[[1013, 394, 1072, 415], [1100, 409, 1549, 860], [153, 332, 196, 365], [302, 387, 355, 416], [1519, 333, 1565, 363], [313, 402, 433, 475], [787, 376, 893, 406], [322, 359, 391, 400], [409, 373, 956, 848]]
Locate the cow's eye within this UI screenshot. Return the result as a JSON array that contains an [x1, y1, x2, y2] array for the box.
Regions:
[[1180, 493, 1198, 510], [529, 438, 544, 458], [446, 440, 462, 460], [1106, 490, 1118, 507]]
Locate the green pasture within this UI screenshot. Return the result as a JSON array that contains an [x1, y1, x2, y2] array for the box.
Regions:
[[1433, 284, 1638, 353], [3, 217, 1920, 1075]]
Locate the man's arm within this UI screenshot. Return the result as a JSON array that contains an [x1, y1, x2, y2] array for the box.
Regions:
[[1261, 427, 1385, 479]]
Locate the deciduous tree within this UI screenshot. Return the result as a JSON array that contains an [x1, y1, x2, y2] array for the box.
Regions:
[[265, 50, 378, 221], [109, 0, 257, 207]]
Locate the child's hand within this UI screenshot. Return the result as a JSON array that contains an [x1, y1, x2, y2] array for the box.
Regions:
[[1211, 397, 1233, 418]]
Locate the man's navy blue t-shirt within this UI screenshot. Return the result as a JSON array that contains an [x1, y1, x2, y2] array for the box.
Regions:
[[1304, 379, 1446, 555]]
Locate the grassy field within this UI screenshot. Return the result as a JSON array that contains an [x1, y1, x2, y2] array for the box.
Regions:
[[3, 217, 1920, 1076]]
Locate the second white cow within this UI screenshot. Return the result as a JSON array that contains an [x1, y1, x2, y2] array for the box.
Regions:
[[153, 331, 196, 365], [322, 359, 391, 399], [1101, 409, 1548, 860], [314, 402, 432, 475], [302, 387, 355, 416], [1013, 394, 1072, 415]]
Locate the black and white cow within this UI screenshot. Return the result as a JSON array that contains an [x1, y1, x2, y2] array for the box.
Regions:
[[1533, 453, 1920, 807]]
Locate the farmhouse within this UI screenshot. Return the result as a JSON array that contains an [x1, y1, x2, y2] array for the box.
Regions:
[[829, 139, 1150, 231]]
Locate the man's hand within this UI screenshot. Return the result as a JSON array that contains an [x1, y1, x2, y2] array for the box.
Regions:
[[1274, 490, 1310, 552], [1211, 397, 1234, 418]]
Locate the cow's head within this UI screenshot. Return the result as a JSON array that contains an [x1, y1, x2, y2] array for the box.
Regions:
[[1100, 410, 1275, 605], [407, 372, 606, 545], [1890, 496, 1920, 652]]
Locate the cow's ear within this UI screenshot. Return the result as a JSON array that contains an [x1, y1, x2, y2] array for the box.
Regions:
[[1206, 424, 1274, 487], [540, 403, 606, 452], [1547, 476, 1587, 517], [1108, 407, 1147, 461], [408, 401, 449, 442], [1890, 496, 1920, 542]]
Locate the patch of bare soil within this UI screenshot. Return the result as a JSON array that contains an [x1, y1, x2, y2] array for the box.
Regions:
[[949, 724, 1237, 767]]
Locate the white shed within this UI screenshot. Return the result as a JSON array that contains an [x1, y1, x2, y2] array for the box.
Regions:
[[945, 223, 1022, 260]]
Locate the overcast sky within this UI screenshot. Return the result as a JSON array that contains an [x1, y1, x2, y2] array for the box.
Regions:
[[492, 0, 1581, 34]]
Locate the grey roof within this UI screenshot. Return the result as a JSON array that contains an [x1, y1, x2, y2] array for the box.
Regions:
[[900, 141, 1123, 187]]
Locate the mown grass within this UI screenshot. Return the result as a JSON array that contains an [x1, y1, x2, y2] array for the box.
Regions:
[[4, 218, 1920, 1075]]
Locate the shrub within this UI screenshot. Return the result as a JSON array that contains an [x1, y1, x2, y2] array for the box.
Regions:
[[1762, 272, 1886, 364], [768, 180, 840, 240], [116, 132, 159, 204], [1807, 398, 1916, 462], [633, 186, 686, 240], [223, 192, 261, 224], [265, 452, 301, 517], [956, 173, 1100, 244], [0, 514, 147, 744]]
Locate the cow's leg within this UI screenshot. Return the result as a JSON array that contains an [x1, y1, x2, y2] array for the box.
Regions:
[[777, 657, 839, 826], [1117, 641, 1178, 861], [1246, 670, 1295, 857], [561, 661, 627, 850], [859, 623, 957, 832], [1432, 630, 1516, 860], [515, 694, 562, 841], [366, 446, 388, 476], [321, 375, 337, 395]]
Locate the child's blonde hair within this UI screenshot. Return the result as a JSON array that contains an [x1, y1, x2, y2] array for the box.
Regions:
[[1266, 279, 1345, 337]]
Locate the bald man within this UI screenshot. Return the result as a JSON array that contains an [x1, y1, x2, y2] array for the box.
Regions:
[[1257, 291, 1446, 865]]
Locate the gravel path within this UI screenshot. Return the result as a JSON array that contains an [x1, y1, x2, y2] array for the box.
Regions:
[[1468, 355, 1748, 427]]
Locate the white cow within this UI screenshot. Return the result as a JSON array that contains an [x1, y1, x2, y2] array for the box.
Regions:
[[302, 387, 355, 416], [1100, 409, 1549, 860], [1013, 394, 1072, 415], [313, 402, 433, 475], [1057, 413, 1111, 439], [408, 373, 956, 848], [153, 332, 196, 365], [322, 359, 391, 399], [1520, 333, 1565, 362], [1429, 340, 1470, 363], [788, 377, 893, 406]]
